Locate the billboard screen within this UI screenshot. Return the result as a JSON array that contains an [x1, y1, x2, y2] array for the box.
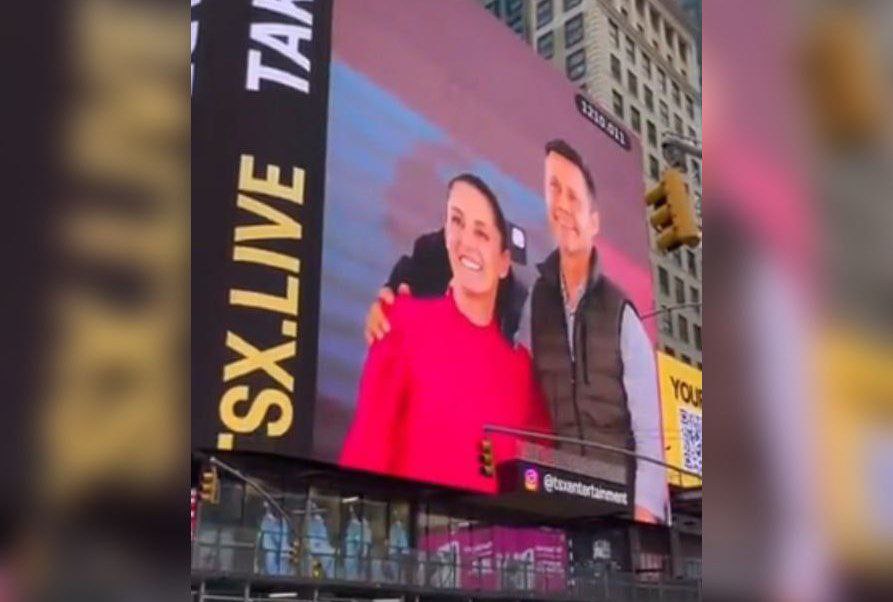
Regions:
[[657, 352, 703, 488], [192, 0, 667, 523]]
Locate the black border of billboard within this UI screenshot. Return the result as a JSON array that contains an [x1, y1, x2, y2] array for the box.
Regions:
[[191, 0, 333, 457]]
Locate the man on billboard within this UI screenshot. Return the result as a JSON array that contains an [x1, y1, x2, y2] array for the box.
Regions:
[[363, 140, 667, 523], [340, 174, 552, 492]]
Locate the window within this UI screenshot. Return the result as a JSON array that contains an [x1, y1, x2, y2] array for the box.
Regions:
[[506, 0, 525, 33], [641, 52, 652, 78], [665, 346, 676, 357], [565, 14, 584, 47], [690, 287, 700, 313], [659, 101, 669, 127], [643, 85, 654, 111], [507, 7, 525, 34], [661, 308, 673, 336], [658, 267, 669, 295], [679, 40, 689, 65], [635, 0, 645, 15], [681, 353, 691, 365], [647, 120, 657, 146], [625, 36, 636, 63], [665, 24, 675, 47], [564, 0, 582, 10], [649, 155, 659, 180], [675, 277, 685, 303], [485, 1, 500, 17], [611, 55, 622, 81], [536, 0, 553, 27], [630, 106, 641, 133], [566, 48, 587, 80], [694, 325, 702, 351], [686, 95, 694, 119], [673, 250, 682, 266], [621, 7, 629, 19], [688, 126, 696, 139], [691, 159, 701, 185], [613, 90, 625, 118], [674, 114, 683, 135], [687, 250, 697, 277], [609, 20, 619, 48], [657, 67, 667, 93], [627, 70, 638, 97], [672, 81, 681, 106], [678, 315, 689, 343], [650, 7, 660, 30], [537, 31, 554, 59]]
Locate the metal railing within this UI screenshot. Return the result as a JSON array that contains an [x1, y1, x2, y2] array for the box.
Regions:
[[192, 534, 701, 602]]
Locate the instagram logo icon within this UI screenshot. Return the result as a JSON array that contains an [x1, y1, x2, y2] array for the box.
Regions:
[[524, 468, 539, 492]]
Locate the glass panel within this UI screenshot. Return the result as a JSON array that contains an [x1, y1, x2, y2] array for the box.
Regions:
[[384, 502, 412, 584], [305, 488, 340, 579], [363, 498, 388, 581], [342, 497, 368, 580], [195, 480, 250, 574]]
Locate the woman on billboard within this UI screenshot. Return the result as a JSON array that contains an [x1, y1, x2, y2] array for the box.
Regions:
[[340, 174, 552, 492]]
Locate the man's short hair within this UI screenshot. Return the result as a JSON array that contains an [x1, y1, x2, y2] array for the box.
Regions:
[[545, 138, 597, 204], [447, 173, 509, 251]]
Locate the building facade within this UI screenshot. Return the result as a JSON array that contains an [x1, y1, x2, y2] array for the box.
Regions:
[[678, 0, 702, 85], [480, 0, 532, 40], [484, 0, 704, 367], [192, 455, 701, 601]]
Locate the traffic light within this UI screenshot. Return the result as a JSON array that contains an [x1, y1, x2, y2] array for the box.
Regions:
[[199, 467, 220, 504], [287, 538, 301, 564], [311, 559, 324, 579], [645, 168, 701, 252], [804, 11, 885, 145], [478, 438, 495, 478]]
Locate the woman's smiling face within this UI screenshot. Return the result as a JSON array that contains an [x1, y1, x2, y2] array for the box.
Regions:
[[444, 180, 510, 299]]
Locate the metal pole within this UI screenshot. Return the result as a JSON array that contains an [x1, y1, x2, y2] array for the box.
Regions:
[[482, 424, 703, 481], [205, 455, 299, 536], [640, 302, 702, 319]]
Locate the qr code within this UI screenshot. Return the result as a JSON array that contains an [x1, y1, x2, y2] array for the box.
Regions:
[[679, 408, 702, 475]]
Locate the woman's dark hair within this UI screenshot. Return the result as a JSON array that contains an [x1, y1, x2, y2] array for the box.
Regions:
[[447, 173, 509, 251]]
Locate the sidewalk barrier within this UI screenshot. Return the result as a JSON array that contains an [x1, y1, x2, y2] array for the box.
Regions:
[[192, 533, 701, 601]]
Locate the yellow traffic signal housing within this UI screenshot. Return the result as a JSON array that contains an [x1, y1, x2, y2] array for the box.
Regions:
[[645, 168, 701, 252], [288, 538, 301, 564], [311, 559, 324, 579], [478, 438, 495, 478], [804, 10, 886, 146], [199, 467, 220, 504]]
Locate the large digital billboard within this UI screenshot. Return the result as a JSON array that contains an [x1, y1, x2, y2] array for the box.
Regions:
[[657, 352, 703, 488], [192, 0, 668, 524]]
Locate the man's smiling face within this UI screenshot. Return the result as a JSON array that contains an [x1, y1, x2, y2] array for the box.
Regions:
[[544, 151, 599, 258]]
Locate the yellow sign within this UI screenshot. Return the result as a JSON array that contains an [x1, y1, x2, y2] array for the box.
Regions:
[[657, 352, 702, 488], [818, 327, 893, 572]]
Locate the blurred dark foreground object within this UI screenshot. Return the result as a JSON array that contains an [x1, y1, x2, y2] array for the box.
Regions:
[[2, 0, 188, 600], [704, 1, 893, 601]]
